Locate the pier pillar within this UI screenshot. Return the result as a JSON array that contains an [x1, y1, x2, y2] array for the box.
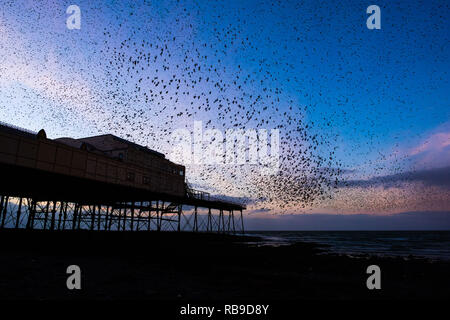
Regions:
[[15, 197, 23, 229]]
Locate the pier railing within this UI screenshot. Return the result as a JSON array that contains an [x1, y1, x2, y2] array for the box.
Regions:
[[185, 181, 244, 208]]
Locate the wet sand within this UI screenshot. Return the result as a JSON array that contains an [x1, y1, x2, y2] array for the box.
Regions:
[[0, 229, 449, 301]]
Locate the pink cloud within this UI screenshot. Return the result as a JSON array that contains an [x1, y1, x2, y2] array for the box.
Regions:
[[409, 132, 450, 156], [406, 127, 450, 169]]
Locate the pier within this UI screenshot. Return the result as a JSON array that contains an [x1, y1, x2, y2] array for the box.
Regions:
[[0, 122, 245, 233]]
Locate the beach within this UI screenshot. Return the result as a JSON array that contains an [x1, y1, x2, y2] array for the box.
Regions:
[[0, 229, 449, 302]]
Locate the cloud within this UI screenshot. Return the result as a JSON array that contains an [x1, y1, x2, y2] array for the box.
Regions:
[[343, 166, 450, 189], [402, 121, 450, 169], [408, 132, 450, 169], [245, 211, 450, 231], [248, 208, 271, 214], [409, 132, 450, 156]]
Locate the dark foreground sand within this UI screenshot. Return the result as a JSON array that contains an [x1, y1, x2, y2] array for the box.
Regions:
[[0, 229, 449, 302]]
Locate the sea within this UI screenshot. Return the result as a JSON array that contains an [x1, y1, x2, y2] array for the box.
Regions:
[[245, 231, 450, 261]]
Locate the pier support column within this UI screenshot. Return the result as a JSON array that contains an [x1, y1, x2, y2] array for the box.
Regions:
[[0, 196, 4, 228], [177, 204, 182, 232], [50, 201, 57, 231], [122, 204, 127, 231], [155, 201, 160, 231], [72, 203, 79, 230], [57, 202, 63, 230], [43, 201, 50, 230], [231, 210, 236, 234], [220, 209, 225, 233], [77, 205, 82, 230], [136, 202, 142, 231], [0, 196, 8, 228], [147, 202, 152, 231], [26, 199, 36, 230], [104, 206, 110, 231], [130, 202, 135, 231], [116, 207, 122, 231], [194, 206, 198, 232], [97, 205, 102, 231], [207, 208, 212, 232], [240, 209, 244, 234], [61, 202, 68, 230], [90, 205, 95, 231], [15, 197, 23, 229], [108, 206, 114, 231], [157, 201, 163, 232]]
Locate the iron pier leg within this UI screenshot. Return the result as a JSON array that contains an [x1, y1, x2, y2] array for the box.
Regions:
[[63, 202, 68, 230], [220, 209, 225, 233], [72, 203, 79, 230], [216, 209, 221, 233], [0, 196, 6, 229], [26, 199, 36, 230], [207, 208, 212, 232], [147, 202, 152, 231], [122, 204, 127, 231], [157, 201, 161, 232], [96, 205, 101, 231], [0, 196, 4, 228], [15, 197, 23, 229], [108, 206, 114, 231], [177, 205, 181, 232], [104, 206, 110, 231], [90, 205, 95, 231], [240, 209, 244, 234], [136, 202, 142, 231], [130, 203, 135, 231], [50, 201, 57, 231], [216, 209, 220, 232], [57, 202, 63, 230], [77, 205, 82, 230], [43, 201, 50, 230], [116, 207, 122, 231], [194, 206, 198, 232], [231, 210, 236, 234], [25, 198, 31, 229]]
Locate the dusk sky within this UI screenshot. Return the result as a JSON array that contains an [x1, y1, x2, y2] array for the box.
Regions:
[[0, 0, 449, 229]]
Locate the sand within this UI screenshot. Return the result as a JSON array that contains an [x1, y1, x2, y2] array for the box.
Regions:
[[0, 229, 449, 303]]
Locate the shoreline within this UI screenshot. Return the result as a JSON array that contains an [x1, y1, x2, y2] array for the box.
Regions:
[[245, 230, 450, 262]]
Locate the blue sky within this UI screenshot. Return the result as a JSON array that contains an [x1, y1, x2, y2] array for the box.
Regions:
[[0, 0, 449, 220]]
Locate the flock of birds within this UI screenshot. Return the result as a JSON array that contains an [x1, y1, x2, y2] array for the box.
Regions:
[[95, 15, 344, 212], [6, 0, 439, 213]]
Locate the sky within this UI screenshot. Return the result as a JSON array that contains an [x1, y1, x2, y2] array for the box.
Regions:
[[0, 0, 449, 229]]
